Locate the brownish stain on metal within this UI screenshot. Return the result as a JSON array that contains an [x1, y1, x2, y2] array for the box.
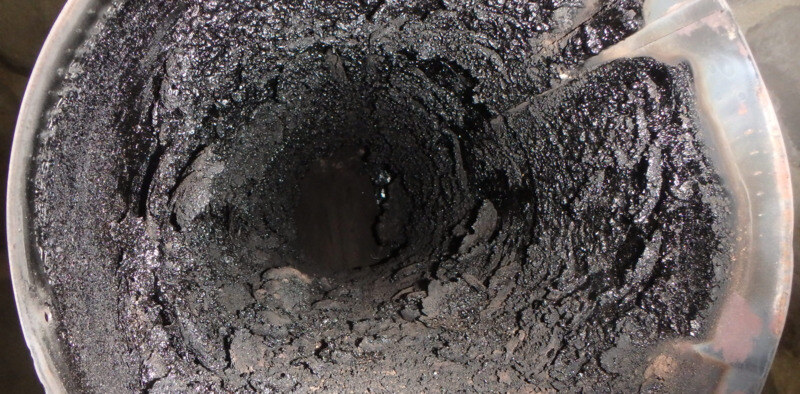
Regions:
[[712, 292, 763, 363]]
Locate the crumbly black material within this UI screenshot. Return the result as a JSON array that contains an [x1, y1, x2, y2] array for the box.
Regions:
[[32, 0, 730, 392]]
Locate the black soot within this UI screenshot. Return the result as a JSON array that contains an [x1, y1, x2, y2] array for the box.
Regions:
[[32, 0, 732, 392]]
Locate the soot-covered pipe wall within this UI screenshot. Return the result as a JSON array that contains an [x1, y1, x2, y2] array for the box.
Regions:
[[32, 0, 731, 392]]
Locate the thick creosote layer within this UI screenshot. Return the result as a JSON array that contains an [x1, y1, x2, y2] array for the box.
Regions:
[[32, 0, 731, 392]]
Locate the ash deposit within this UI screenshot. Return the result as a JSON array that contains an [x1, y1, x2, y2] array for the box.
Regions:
[[32, 0, 731, 392]]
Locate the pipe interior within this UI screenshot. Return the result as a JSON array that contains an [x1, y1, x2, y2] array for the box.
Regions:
[[31, 1, 732, 392]]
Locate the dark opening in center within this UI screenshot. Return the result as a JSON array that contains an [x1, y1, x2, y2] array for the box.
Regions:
[[294, 147, 381, 275]]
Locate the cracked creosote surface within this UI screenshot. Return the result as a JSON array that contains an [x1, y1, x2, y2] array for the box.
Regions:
[[33, 0, 731, 392]]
